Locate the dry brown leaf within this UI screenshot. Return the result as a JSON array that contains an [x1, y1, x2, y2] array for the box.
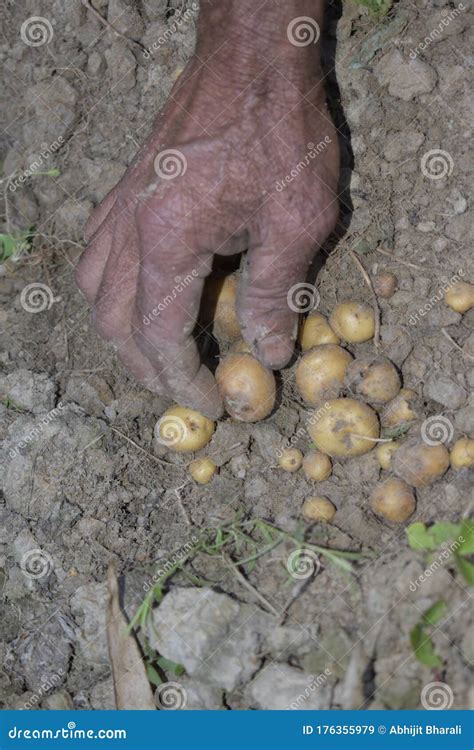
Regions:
[[106, 562, 156, 710]]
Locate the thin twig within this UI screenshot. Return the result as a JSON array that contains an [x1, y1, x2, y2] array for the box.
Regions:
[[349, 434, 393, 443], [221, 553, 279, 617], [81, 0, 147, 54], [349, 250, 381, 348], [111, 427, 175, 465], [375, 247, 431, 271], [441, 328, 474, 362]]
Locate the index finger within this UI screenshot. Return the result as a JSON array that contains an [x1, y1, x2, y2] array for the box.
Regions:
[[132, 202, 223, 420]]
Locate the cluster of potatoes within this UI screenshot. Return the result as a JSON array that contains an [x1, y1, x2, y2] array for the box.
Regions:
[[156, 273, 474, 524]]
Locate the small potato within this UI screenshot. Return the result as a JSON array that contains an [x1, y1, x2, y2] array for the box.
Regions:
[[373, 271, 398, 299], [189, 457, 218, 484], [278, 447, 303, 472], [296, 344, 353, 406], [450, 438, 474, 469], [302, 496, 336, 522], [345, 356, 401, 406], [302, 450, 332, 481], [201, 273, 241, 341], [375, 441, 401, 470], [308, 398, 379, 457], [392, 440, 450, 487], [156, 407, 215, 453], [299, 313, 340, 350], [370, 478, 416, 523], [381, 388, 419, 428], [216, 352, 276, 422], [444, 281, 474, 314], [329, 302, 375, 343]]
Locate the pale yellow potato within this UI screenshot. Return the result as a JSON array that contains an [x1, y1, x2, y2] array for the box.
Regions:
[[450, 438, 474, 469], [381, 388, 418, 428], [329, 302, 375, 343], [299, 312, 340, 351], [278, 448, 303, 472], [375, 441, 401, 470], [302, 450, 332, 481], [444, 281, 474, 313], [392, 440, 450, 487], [302, 496, 336, 522], [156, 407, 215, 453], [201, 273, 241, 341], [189, 457, 218, 484], [216, 352, 276, 422], [296, 344, 353, 406], [346, 356, 401, 406], [307, 398, 379, 457], [370, 478, 416, 522]]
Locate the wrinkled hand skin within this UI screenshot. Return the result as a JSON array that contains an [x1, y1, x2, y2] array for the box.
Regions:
[[75, 0, 339, 419]]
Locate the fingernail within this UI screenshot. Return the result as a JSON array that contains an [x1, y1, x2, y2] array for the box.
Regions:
[[256, 334, 294, 369]]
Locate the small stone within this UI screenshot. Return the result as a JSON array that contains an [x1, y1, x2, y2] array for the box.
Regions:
[[179, 676, 224, 710], [89, 677, 116, 710], [70, 582, 109, 666], [87, 51, 105, 76], [379, 325, 413, 366], [424, 373, 467, 409], [454, 402, 474, 437], [248, 664, 332, 710], [148, 588, 267, 691], [374, 50, 437, 101], [108, 0, 144, 39], [64, 374, 114, 417], [42, 690, 73, 710], [105, 42, 137, 93]]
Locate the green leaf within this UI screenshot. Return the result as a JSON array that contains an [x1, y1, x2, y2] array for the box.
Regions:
[[422, 600, 447, 627], [406, 521, 461, 551], [457, 519, 474, 556], [146, 663, 163, 686], [156, 656, 185, 676], [357, 0, 393, 17], [410, 624, 443, 668], [429, 522, 463, 547], [454, 554, 474, 585], [406, 522, 438, 551]]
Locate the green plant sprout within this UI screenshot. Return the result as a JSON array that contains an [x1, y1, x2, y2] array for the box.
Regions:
[[406, 519, 474, 585], [356, 0, 393, 18], [130, 515, 371, 635], [410, 600, 447, 668]]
